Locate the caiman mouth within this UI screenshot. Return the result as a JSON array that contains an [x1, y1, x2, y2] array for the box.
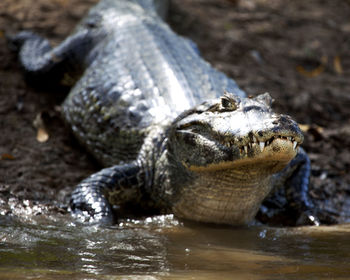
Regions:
[[186, 132, 302, 172], [222, 134, 300, 156]]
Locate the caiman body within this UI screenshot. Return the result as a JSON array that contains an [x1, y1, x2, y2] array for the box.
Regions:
[[10, 0, 318, 225]]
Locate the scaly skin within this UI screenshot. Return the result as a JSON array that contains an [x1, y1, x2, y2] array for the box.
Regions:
[[9, 0, 318, 226]]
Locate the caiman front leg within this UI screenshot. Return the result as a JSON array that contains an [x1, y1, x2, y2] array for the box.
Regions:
[[70, 161, 146, 225], [265, 148, 320, 226]]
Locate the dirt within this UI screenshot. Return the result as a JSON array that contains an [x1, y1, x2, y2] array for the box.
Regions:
[[0, 0, 349, 225]]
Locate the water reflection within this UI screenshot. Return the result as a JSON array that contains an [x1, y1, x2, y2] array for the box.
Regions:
[[0, 214, 350, 279]]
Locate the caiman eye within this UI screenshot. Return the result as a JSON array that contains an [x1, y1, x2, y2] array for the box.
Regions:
[[220, 92, 238, 111], [221, 97, 231, 108]]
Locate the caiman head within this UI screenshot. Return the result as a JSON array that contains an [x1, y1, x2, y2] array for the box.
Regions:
[[167, 92, 304, 225]]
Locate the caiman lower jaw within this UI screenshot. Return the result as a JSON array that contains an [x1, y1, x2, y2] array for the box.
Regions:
[[188, 137, 299, 173]]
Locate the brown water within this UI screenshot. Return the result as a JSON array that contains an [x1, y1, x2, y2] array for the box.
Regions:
[[0, 214, 350, 279]]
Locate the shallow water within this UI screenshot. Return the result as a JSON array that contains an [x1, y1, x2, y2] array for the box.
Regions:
[[0, 214, 350, 280]]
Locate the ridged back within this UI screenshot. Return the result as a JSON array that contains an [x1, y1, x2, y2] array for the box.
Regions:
[[62, 0, 244, 166]]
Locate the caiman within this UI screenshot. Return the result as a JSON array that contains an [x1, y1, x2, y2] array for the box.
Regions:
[[9, 0, 319, 226]]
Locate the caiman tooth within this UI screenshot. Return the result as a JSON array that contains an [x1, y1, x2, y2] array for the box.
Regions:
[[287, 136, 292, 141], [259, 142, 265, 152], [244, 145, 248, 154], [293, 141, 298, 150], [253, 136, 258, 143]]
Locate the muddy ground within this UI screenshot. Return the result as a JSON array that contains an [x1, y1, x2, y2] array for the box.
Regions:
[[0, 0, 349, 225]]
